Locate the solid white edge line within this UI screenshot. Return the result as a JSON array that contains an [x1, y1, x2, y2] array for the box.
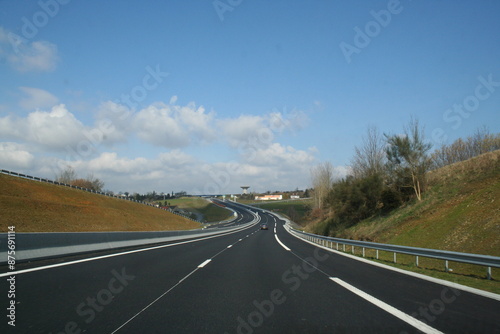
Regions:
[[330, 277, 444, 334], [0, 218, 260, 278], [286, 228, 500, 301], [198, 259, 212, 268], [274, 234, 291, 251]]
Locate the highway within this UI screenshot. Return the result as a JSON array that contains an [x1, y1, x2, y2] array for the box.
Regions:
[[1, 201, 499, 333]]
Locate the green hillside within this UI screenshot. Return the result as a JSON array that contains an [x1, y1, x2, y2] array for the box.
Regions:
[[304, 151, 500, 292], [336, 150, 499, 256], [0, 173, 201, 232]]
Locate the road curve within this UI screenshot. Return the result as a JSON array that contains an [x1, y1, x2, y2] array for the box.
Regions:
[[1, 201, 499, 333]]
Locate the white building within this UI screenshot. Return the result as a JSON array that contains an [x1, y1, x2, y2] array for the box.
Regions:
[[254, 195, 283, 201]]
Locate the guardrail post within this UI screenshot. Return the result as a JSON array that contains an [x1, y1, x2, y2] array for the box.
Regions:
[[393, 252, 397, 263], [352, 246, 355, 255], [416, 256, 419, 267], [376, 249, 379, 260], [445, 260, 449, 273], [362, 247, 365, 257], [487, 267, 492, 280], [336, 242, 339, 250], [343, 244, 345, 252]]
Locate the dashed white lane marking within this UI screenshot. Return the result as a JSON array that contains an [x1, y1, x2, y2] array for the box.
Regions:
[[329, 277, 444, 334], [227, 245, 233, 248], [198, 259, 212, 268]]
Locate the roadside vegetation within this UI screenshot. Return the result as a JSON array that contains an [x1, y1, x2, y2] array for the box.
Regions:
[[306, 123, 499, 240], [299, 123, 499, 290], [250, 199, 313, 223]]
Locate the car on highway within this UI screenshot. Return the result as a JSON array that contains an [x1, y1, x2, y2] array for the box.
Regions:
[[260, 223, 268, 230]]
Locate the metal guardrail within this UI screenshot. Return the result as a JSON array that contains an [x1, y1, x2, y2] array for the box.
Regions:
[[288, 227, 500, 280]]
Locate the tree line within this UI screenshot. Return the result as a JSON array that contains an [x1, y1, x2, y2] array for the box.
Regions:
[[56, 166, 104, 192], [56, 166, 186, 202], [310, 120, 499, 236]]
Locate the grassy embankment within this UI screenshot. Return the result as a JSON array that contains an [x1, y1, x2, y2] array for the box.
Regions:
[[161, 197, 233, 223], [0, 173, 200, 232], [304, 151, 500, 293]]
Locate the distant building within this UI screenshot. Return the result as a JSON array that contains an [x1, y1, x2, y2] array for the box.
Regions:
[[254, 195, 283, 201], [290, 195, 300, 199]]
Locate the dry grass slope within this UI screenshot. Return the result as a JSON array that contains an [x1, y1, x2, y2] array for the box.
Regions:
[[0, 174, 200, 232]]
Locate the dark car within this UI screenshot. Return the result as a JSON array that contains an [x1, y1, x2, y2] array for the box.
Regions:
[[260, 224, 268, 230]]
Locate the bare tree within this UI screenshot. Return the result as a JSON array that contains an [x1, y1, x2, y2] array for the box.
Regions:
[[385, 118, 432, 201], [56, 165, 77, 184], [431, 127, 500, 169], [86, 173, 105, 192], [55, 167, 104, 191], [351, 126, 386, 179], [310, 161, 334, 210]]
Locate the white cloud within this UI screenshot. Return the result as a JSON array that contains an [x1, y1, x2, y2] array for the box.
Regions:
[[219, 114, 268, 148], [178, 103, 216, 142], [85, 152, 150, 174], [0, 27, 58, 72], [159, 149, 196, 168], [133, 101, 216, 148], [0, 142, 35, 169], [0, 95, 319, 193], [19, 87, 59, 110], [134, 103, 190, 148], [219, 109, 309, 150], [95, 101, 133, 143], [268, 108, 309, 134], [250, 143, 316, 166], [0, 104, 86, 150]]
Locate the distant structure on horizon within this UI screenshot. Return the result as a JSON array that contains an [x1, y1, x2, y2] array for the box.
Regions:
[[255, 194, 283, 201], [240, 186, 250, 194]]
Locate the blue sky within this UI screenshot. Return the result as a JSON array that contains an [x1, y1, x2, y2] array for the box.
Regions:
[[1, 0, 499, 194]]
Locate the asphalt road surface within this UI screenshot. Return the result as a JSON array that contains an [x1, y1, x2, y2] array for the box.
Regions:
[[1, 201, 499, 333]]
